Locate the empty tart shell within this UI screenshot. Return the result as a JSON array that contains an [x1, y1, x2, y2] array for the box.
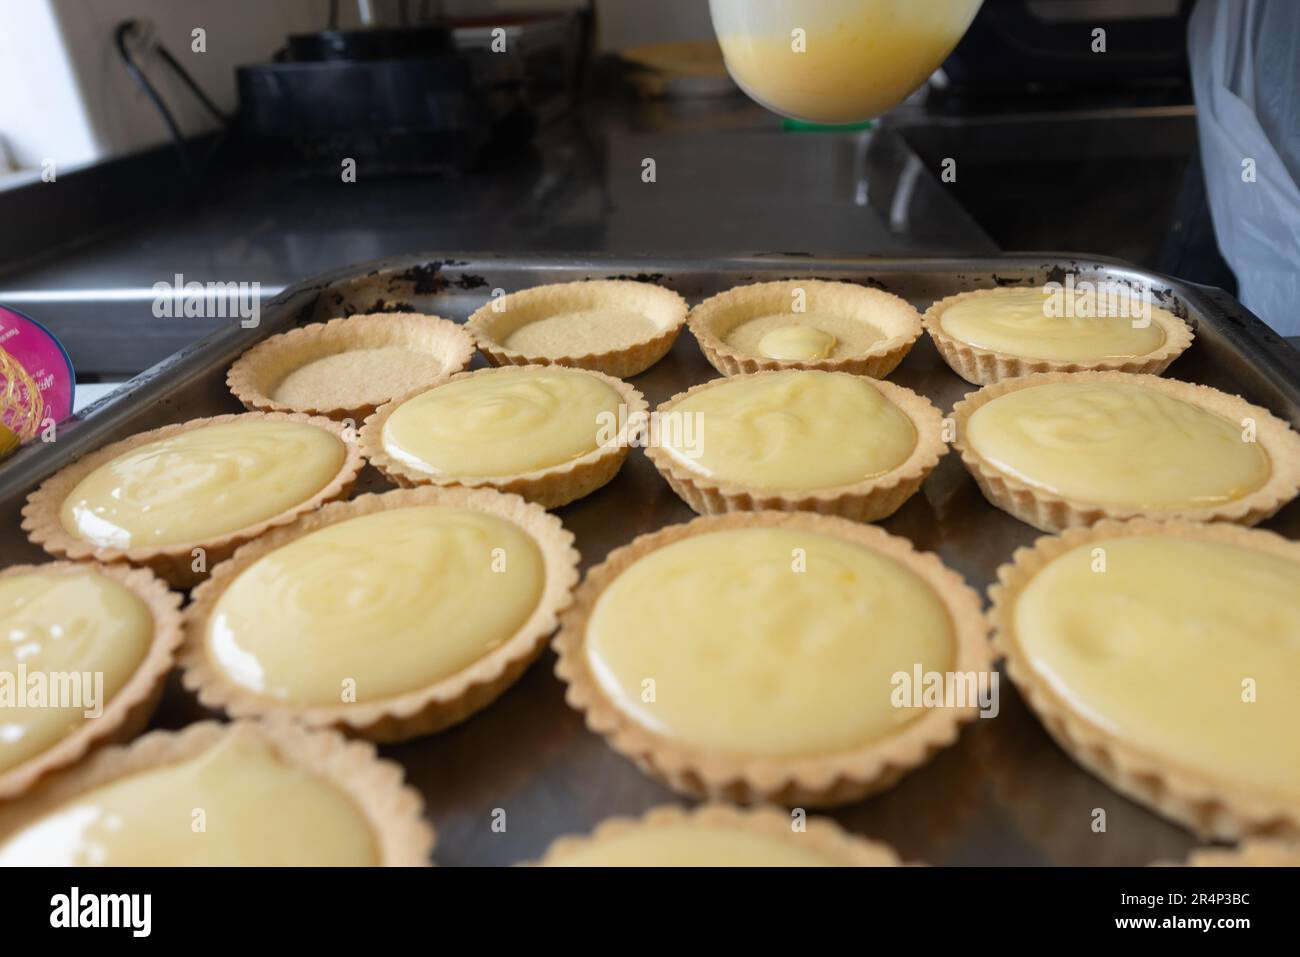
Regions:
[[467, 280, 688, 378], [0, 720, 434, 865], [924, 286, 1194, 385], [535, 803, 905, 866], [990, 518, 1300, 841], [0, 562, 183, 801], [688, 279, 923, 378], [553, 511, 992, 808], [360, 364, 648, 509], [227, 312, 475, 422], [181, 486, 580, 742], [950, 371, 1300, 532], [22, 411, 364, 588], [645, 371, 947, 522]]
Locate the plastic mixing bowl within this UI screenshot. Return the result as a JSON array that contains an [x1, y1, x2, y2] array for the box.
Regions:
[[709, 0, 983, 124]]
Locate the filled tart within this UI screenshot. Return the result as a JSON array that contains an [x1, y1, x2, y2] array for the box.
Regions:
[[554, 511, 992, 806]]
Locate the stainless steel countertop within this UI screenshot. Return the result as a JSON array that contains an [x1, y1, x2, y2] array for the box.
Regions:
[[0, 100, 995, 377]]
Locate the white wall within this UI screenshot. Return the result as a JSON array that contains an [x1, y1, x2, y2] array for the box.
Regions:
[[0, 0, 100, 174], [439, 0, 714, 50], [0, 0, 717, 177], [0, 0, 355, 174], [593, 0, 713, 50]]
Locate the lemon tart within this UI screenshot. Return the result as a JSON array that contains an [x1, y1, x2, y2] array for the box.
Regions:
[[360, 364, 647, 509], [924, 285, 1193, 384], [990, 519, 1300, 840], [467, 280, 688, 378], [182, 486, 579, 741], [536, 804, 903, 867], [227, 312, 475, 421], [689, 279, 924, 377], [646, 369, 946, 521], [0, 721, 433, 865], [0, 562, 181, 801], [951, 372, 1300, 532], [23, 412, 364, 587], [1185, 841, 1300, 867], [554, 511, 992, 806]]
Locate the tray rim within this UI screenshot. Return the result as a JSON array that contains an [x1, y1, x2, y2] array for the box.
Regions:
[[2, 249, 1295, 507], [2, 250, 1296, 866]]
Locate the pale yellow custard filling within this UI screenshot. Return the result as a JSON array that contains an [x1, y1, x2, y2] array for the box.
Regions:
[[381, 367, 623, 478], [0, 569, 152, 775], [206, 506, 543, 706], [502, 307, 660, 355], [585, 527, 954, 756], [60, 419, 345, 549], [661, 370, 916, 491], [272, 347, 447, 408], [715, 0, 980, 124], [938, 287, 1170, 361], [758, 325, 837, 360], [724, 312, 883, 360], [1014, 535, 1300, 797], [0, 728, 378, 865], [966, 381, 1269, 509], [546, 824, 840, 867]]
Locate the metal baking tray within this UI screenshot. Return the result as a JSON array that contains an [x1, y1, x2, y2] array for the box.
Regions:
[[3, 253, 1297, 866]]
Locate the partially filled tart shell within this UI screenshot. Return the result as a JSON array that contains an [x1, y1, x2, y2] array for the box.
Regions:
[[0, 720, 434, 866], [990, 518, 1300, 840], [950, 371, 1300, 532], [688, 279, 924, 378], [553, 511, 992, 807], [181, 486, 580, 742], [535, 803, 905, 866], [0, 562, 183, 801], [359, 364, 648, 509], [22, 412, 364, 588], [645, 370, 947, 522], [924, 286, 1194, 385], [227, 312, 475, 421], [467, 280, 688, 378]]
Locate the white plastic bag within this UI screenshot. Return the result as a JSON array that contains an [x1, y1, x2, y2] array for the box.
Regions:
[[1189, 0, 1300, 336]]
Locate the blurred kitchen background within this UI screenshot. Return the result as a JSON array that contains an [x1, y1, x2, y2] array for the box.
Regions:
[[0, 0, 1229, 392]]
